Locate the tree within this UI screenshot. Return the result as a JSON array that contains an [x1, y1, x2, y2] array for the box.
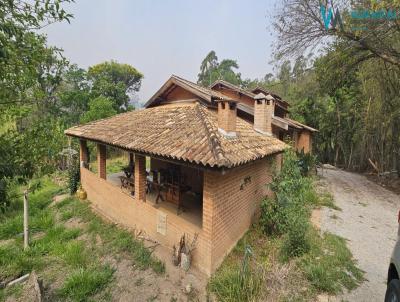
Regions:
[[197, 51, 243, 87], [88, 61, 143, 112], [58, 65, 91, 125], [0, 0, 73, 105], [80, 96, 117, 123], [198, 51, 219, 86], [273, 0, 400, 67]]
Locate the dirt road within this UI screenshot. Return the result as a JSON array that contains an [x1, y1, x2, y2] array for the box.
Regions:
[[319, 168, 400, 302]]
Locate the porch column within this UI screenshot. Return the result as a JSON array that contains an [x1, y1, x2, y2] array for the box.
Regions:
[[79, 139, 88, 167], [129, 153, 134, 166], [134, 154, 146, 202], [97, 144, 107, 180]]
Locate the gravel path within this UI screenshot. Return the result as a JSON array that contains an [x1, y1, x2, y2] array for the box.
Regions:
[[319, 168, 400, 302]]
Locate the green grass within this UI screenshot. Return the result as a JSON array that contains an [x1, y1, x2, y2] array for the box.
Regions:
[[299, 230, 364, 294], [89, 156, 127, 175], [209, 225, 363, 301], [316, 192, 342, 211], [58, 265, 114, 302], [0, 176, 165, 301], [209, 261, 262, 302]]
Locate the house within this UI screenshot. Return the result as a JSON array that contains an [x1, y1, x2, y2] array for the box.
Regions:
[[209, 79, 317, 152], [65, 75, 315, 276]]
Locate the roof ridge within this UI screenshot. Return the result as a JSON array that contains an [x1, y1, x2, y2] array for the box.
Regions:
[[194, 104, 230, 167], [210, 79, 256, 98]]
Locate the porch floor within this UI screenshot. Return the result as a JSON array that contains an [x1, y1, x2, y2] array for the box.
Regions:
[[107, 172, 203, 228]]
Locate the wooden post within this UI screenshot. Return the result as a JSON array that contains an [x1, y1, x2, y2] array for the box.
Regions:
[[23, 190, 29, 250]]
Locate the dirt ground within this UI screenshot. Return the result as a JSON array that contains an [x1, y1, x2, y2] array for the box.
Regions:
[[318, 167, 400, 302]]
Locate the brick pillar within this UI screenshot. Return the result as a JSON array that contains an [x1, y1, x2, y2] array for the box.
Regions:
[[79, 139, 88, 167], [97, 144, 106, 180], [134, 154, 146, 202], [202, 170, 218, 276]]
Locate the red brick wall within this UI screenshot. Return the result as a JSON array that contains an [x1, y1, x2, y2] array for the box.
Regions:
[[81, 154, 278, 276], [80, 167, 209, 274], [203, 156, 275, 272], [296, 130, 312, 153]]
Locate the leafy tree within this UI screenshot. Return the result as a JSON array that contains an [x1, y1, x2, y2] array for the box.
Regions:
[[88, 61, 143, 112], [58, 65, 91, 125], [80, 96, 117, 123], [0, 0, 73, 105], [197, 51, 243, 86]]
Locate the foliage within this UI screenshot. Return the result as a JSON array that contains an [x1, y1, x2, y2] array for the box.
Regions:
[[88, 60, 143, 111], [0, 0, 73, 104], [273, 0, 400, 67], [260, 149, 312, 257], [300, 230, 364, 294], [197, 51, 243, 87], [297, 149, 317, 176], [80, 96, 117, 123], [209, 247, 262, 302], [68, 160, 80, 195]]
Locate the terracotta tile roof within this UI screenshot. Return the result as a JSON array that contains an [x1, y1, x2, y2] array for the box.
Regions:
[[65, 103, 287, 168]]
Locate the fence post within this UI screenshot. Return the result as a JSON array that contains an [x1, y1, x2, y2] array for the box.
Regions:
[[23, 190, 29, 250]]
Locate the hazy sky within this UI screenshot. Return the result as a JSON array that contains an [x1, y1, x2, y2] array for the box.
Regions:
[[43, 0, 281, 103]]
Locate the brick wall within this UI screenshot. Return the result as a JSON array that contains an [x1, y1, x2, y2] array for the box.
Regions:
[[80, 167, 210, 274], [296, 130, 312, 153], [203, 156, 275, 272], [81, 154, 278, 276]]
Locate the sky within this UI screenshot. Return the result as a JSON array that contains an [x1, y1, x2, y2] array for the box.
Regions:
[[43, 0, 281, 103]]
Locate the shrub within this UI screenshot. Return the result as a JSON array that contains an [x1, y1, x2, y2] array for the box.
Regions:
[[68, 160, 80, 195], [297, 149, 317, 176], [281, 213, 311, 258], [260, 148, 312, 258], [260, 197, 286, 235]]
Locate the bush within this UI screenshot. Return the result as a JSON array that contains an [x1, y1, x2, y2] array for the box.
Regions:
[[68, 160, 80, 195], [281, 213, 311, 258], [260, 148, 312, 258], [297, 149, 317, 176]]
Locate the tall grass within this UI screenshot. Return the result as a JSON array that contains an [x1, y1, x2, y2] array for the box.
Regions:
[[209, 247, 262, 302], [58, 266, 114, 301]]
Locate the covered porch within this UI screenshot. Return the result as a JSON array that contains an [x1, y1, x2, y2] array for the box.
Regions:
[[80, 140, 204, 229]]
